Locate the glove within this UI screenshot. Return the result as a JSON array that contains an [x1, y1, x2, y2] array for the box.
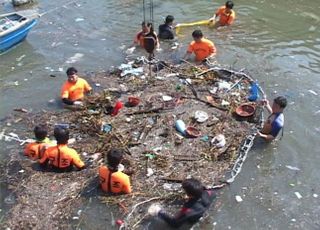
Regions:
[[73, 101, 84, 106], [148, 203, 162, 216]]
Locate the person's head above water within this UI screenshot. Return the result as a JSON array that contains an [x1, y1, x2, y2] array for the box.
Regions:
[[192, 30, 204, 42], [225, 1, 234, 9], [66, 67, 78, 83], [107, 148, 124, 170], [272, 96, 287, 113], [182, 178, 204, 199], [54, 127, 69, 145], [34, 124, 48, 141], [225, 1, 234, 14], [141, 21, 154, 34], [165, 15, 174, 25]]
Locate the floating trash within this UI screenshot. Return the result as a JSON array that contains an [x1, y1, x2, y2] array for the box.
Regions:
[[211, 134, 226, 148], [175, 120, 186, 135], [194, 110, 209, 123], [148, 203, 162, 216], [285, 165, 301, 171], [294, 192, 302, 199], [186, 126, 201, 138], [127, 96, 140, 107], [66, 53, 84, 64], [126, 47, 136, 54], [101, 124, 112, 133], [75, 18, 84, 22], [162, 95, 173, 101], [235, 195, 243, 203], [308, 90, 318, 96], [217, 81, 231, 90], [146, 168, 154, 177]]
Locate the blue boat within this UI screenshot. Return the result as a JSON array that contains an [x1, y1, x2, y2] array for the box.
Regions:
[[0, 12, 38, 53]]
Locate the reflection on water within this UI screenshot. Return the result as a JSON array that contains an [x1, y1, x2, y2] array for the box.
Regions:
[[1, 0, 320, 229]]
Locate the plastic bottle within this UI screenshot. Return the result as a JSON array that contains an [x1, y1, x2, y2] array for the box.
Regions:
[[248, 81, 259, 101], [175, 120, 186, 135]]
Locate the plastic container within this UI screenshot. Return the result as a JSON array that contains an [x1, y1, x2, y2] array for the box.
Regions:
[[235, 103, 256, 117], [111, 101, 123, 116], [186, 126, 201, 138], [128, 96, 140, 107], [175, 120, 186, 135], [248, 81, 259, 101]]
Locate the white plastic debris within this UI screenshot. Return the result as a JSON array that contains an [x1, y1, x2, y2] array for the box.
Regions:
[[18, 170, 25, 173], [8, 132, 19, 138], [68, 138, 76, 144], [209, 87, 218, 94], [95, 83, 101, 87], [217, 81, 231, 90], [75, 18, 84, 22], [66, 53, 84, 64], [162, 95, 173, 101], [235, 195, 243, 202], [166, 73, 179, 78], [211, 134, 226, 148], [313, 194, 318, 198], [155, 76, 165, 80], [120, 67, 144, 77], [163, 183, 181, 191], [125, 47, 136, 54], [119, 84, 128, 92], [148, 203, 162, 216], [146, 168, 154, 177], [72, 216, 79, 220], [118, 63, 132, 70], [221, 100, 230, 106], [194, 110, 209, 123], [294, 192, 302, 199], [285, 165, 300, 171], [308, 90, 318, 96], [314, 110, 320, 115], [163, 183, 172, 190], [16, 54, 26, 62]]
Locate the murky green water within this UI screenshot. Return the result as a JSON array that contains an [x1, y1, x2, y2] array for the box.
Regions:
[[1, 0, 320, 229]]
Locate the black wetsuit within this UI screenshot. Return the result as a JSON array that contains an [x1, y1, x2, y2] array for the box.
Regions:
[[158, 189, 216, 228], [158, 24, 174, 40]]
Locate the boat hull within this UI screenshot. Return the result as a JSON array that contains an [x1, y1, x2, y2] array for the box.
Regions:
[[0, 18, 37, 53]]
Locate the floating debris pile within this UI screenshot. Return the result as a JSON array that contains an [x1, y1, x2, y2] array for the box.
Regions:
[[1, 60, 265, 229]]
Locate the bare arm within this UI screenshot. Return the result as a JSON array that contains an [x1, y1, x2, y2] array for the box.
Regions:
[[257, 131, 275, 141]]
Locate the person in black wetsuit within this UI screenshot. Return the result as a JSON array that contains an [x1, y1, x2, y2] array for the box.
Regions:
[[158, 15, 175, 40], [150, 178, 218, 228]]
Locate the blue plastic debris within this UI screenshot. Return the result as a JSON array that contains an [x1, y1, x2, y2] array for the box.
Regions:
[[248, 81, 259, 101], [175, 120, 186, 135], [101, 124, 112, 133]]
